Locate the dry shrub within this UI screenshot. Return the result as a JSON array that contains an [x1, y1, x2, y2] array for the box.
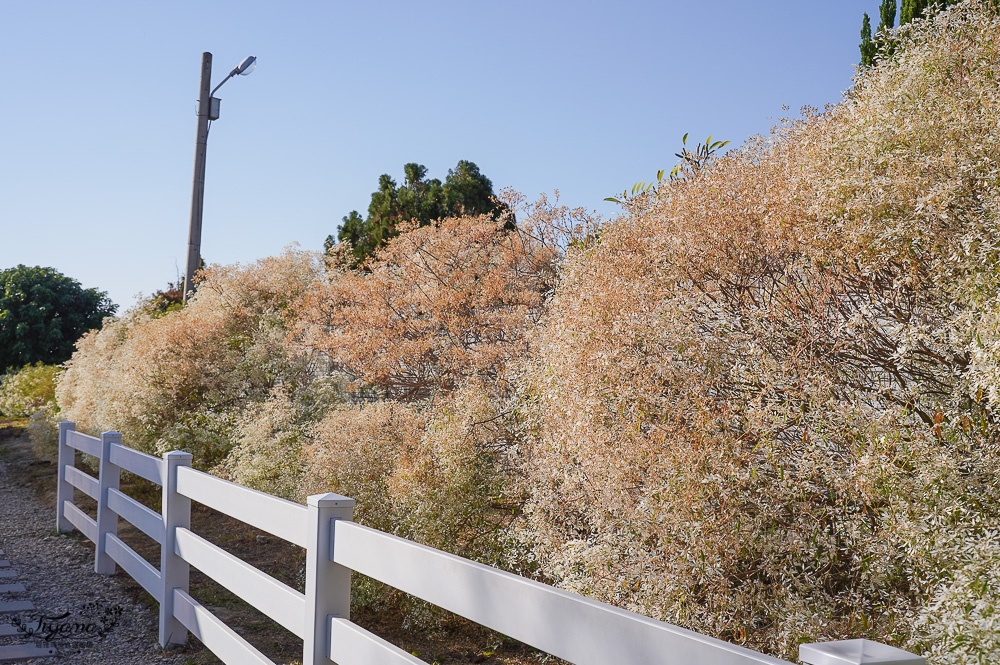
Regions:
[[296, 196, 596, 403], [56, 248, 328, 467], [298, 198, 598, 544], [28, 404, 62, 463], [297, 196, 596, 547], [220, 390, 304, 500], [296, 197, 596, 621], [521, 2, 1000, 660], [304, 380, 528, 626], [304, 401, 428, 532]]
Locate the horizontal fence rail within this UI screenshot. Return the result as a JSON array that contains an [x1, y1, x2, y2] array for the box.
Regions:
[[53, 420, 927, 665], [333, 522, 790, 665], [64, 464, 99, 500], [108, 443, 163, 485], [106, 487, 164, 544], [327, 616, 425, 665], [63, 501, 97, 542], [173, 526, 306, 638], [105, 532, 162, 601], [172, 588, 274, 665], [175, 465, 308, 548], [65, 429, 100, 456]]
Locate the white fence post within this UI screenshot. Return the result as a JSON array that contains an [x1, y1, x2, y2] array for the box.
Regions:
[[55, 421, 75, 533], [95, 430, 122, 574], [303, 492, 355, 665], [160, 450, 192, 647]]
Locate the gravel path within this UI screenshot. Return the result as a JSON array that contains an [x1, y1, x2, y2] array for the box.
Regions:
[[0, 437, 186, 664]]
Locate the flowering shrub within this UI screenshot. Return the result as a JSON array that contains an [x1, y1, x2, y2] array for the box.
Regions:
[[296, 195, 596, 404], [56, 248, 328, 467], [50, 4, 1000, 659], [28, 404, 61, 463], [911, 544, 1000, 664], [297, 197, 596, 547], [519, 1, 1000, 658], [294, 198, 595, 621]]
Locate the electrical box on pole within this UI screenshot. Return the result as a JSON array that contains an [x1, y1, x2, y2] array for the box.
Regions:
[[196, 97, 221, 121]]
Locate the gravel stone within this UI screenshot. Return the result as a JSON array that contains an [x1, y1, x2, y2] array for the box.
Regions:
[[0, 455, 187, 664]]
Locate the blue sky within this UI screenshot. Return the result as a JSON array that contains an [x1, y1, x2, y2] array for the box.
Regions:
[[1, 1, 877, 310]]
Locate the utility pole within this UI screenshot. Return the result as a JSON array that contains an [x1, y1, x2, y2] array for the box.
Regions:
[[184, 52, 213, 301]]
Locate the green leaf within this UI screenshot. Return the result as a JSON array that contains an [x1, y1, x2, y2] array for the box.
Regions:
[[682, 132, 689, 145]]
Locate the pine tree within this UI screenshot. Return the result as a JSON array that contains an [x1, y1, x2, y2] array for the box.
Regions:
[[327, 161, 511, 267]]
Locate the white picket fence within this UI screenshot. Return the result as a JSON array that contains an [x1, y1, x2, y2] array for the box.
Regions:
[[53, 421, 925, 665]]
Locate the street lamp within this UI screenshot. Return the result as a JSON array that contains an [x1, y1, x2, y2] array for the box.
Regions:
[[183, 52, 257, 301]]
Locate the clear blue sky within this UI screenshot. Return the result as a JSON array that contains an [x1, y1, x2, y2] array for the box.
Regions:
[[1, 0, 877, 310]]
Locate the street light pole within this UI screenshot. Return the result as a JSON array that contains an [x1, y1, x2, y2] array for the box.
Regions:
[[183, 52, 257, 301], [184, 52, 213, 301]]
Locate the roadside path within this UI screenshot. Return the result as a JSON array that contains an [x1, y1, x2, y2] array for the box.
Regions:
[[0, 430, 185, 664]]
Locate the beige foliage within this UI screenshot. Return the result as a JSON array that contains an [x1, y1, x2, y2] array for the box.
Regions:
[[521, 1, 1000, 658], [56, 248, 325, 466], [296, 196, 597, 403], [47, 5, 1000, 660]]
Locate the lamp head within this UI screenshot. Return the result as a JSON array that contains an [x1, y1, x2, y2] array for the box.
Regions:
[[236, 55, 257, 76]]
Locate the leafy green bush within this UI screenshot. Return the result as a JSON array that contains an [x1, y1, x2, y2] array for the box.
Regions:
[[0, 363, 61, 418], [0, 265, 116, 372]]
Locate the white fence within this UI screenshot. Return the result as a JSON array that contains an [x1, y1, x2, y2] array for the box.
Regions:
[[54, 421, 924, 665]]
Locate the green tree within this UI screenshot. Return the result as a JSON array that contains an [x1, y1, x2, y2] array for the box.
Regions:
[[326, 160, 511, 266], [442, 160, 497, 217], [859, 0, 967, 67], [0, 265, 117, 372], [860, 13, 877, 69], [146, 279, 185, 317]]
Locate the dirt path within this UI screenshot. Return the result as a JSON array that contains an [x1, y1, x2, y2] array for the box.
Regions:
[[0, 426, 185, 664]]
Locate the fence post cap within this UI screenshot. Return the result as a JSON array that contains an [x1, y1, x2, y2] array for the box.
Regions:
[[799, 639, 925, 665], [307, 492, 355, 508], [163, 450, 194, 461], [58, 421, 76, 428]]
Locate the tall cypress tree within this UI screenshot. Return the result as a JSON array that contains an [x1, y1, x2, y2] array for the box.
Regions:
[[901, 0, 922, 24], [859, 0, 963, 68], [880, 0, 898, 30], [860, 13, 876, 67]]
